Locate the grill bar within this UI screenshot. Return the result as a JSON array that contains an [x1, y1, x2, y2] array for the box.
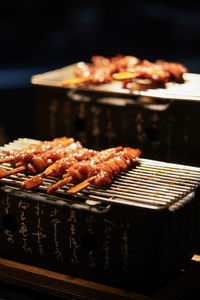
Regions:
[[1, 139, 200, 209]]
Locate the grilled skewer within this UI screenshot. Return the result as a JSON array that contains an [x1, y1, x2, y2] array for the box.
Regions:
[[22, 146, 123, 192], [114, 60, 188, 89], [21, 148, 98, 190], [61, 55, 140, 86], [47, 147, 141, 195], [0, 141, 82, 179], [67, 147, 141, 194], [47, 146, 124, 194], [60, 54, 188, 89], [0, 137, 74, 166], [155, 60, 188, 83]]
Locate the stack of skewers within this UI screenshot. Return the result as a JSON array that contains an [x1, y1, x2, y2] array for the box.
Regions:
[[0, 137, 141, 195], [60, 54, 188, 91]]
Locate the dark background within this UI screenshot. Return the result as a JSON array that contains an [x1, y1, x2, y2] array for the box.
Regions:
[[0, 2, 200, 299], [0, 0, 200, 144], [1, 1, 200, 69], [1, 1, 200, 70]]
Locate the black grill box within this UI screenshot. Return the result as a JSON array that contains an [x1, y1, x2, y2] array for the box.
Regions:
[[0, 185, 200, 293]]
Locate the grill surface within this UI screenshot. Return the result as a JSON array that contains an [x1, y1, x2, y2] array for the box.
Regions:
[[1, 138, 200, 210]]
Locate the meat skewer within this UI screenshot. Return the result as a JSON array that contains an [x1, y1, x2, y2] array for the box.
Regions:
[[60, 54, 188, 89], [0, 137, 74, 166], [0, 141, 82, 179], [61, 55, 140, 86], [155, 60, 188, 83], [47, 147, 140, 195], [21, 148, 98, 190], [22, 146, 123, 192], [67, 147, 141, 195], [113, 60, 188, 89], [46, 146, 124, 194], [0, 166, 26, 178]]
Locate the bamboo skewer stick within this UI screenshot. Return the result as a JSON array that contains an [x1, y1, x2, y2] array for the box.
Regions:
[[21, 164, 62, 190], [112, 72, 140, 80], [60, 76, 92, 86], [21, 174, 44, 190], [0, 166, 26, 179], [67, 176, 95, 195], [0, 157, 14, 164], [0, 169, 9, 177], [0, 163, 55, 186], [47, 176, 73, 195], [60, 72, 140, 87]]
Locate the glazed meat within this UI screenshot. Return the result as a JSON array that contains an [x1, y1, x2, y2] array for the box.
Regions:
[[46, 146, 131, 194], [63, 54, 188, 88], [1, 137, 75, 167], [21, 148, 98, 190], [155, 60, 188, 83], [66, 147, 141, 187]]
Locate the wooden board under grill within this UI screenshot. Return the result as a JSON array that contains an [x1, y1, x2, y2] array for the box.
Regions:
[[1, 255, 200, 299], [31, 64, 200, 102]]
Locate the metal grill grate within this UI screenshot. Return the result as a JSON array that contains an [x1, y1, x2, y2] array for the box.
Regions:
[[1, 138, 200, 209]]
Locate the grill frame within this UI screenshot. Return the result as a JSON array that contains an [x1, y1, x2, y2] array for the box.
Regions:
[[31, 64, 200, 102], [0, 138, 200, 292], [0, 138, 200, 210]]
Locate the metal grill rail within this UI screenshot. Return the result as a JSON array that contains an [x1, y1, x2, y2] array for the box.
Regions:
[[1, 139, 200, 209]]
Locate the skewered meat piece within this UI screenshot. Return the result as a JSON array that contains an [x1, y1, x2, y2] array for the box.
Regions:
[[134, 60, 171, 83], [111, 55, 141, 72], [45, 148, 97, 177], [63, 146, 125, 182], [66, 147, 140, 185], [115, 59, 188, 89], [91, 55, 140, 71], [66, 147, 141, 194], [0, 141, 82, 178], [21, 148, 98, 190], [74, 55, 140, 84], [6, 137, 73, 157], [25, 141, 82, 173], [119, 60, 171, 89], [75, 61, 114, 84], [0, 137, 74, 166], [93, 148, 141, 186], [155, 60, 188, 83], [89, 146, 123, 164]]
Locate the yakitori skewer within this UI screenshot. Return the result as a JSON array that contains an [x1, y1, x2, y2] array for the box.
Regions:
[[0, 137, 74, 166], [66, 147, 141, 195], [47, 146, 140, 195], [112, 60, 171, 87], [22, 146, 123, 192], [0, 141, 82, 178], [60, 55, 140, 87], [21, 148, 98, 190], [60, 54, 188, 89], [0, 166, 26, 179], [46, 146, 124, 194]]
